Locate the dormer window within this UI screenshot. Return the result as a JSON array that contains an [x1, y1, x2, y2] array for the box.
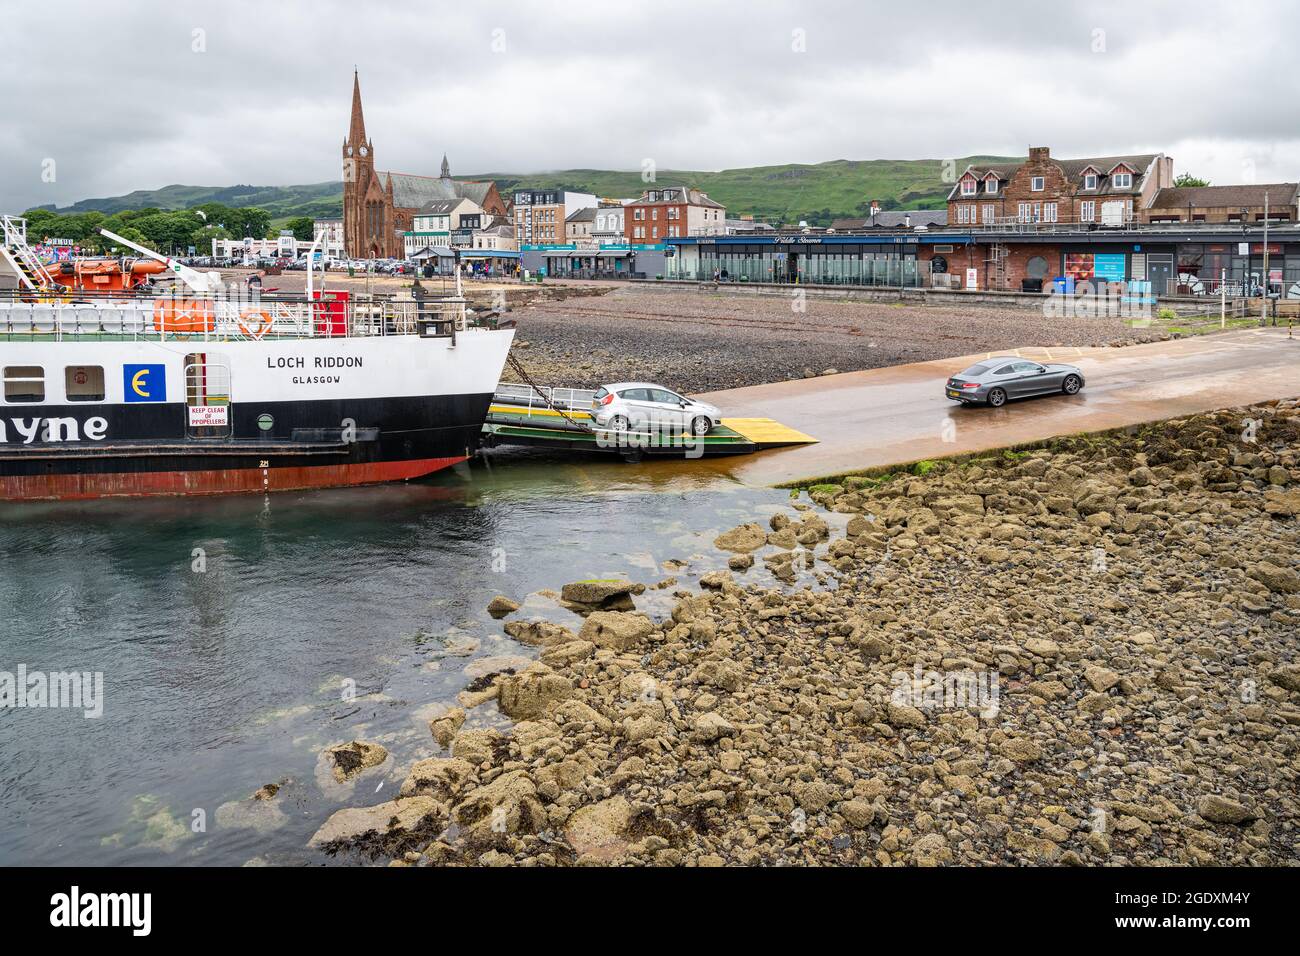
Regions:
[[1084, 173, 1098, 190], [1112, 172, 1133, 188], [960, 177, 977, 196], [984, 176, 997, 194], [1031, 176, 1045, 192]]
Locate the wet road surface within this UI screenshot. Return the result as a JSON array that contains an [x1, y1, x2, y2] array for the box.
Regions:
[[699, 327, 1300, 484]]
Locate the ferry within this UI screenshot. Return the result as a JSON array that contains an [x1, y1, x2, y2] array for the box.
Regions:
[[0, 218, 513, 500]]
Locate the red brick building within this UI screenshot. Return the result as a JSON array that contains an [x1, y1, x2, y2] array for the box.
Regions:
[[624, 186, 725, 245], [342, 72, 506, 258], [946, 147, 1172, 228]]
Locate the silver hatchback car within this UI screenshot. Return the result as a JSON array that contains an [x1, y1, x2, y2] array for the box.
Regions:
[[946, 357, 1085, 407], [592, 382, 722, 435]]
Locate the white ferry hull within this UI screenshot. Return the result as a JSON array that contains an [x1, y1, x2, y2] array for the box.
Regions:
[[0, 327, 514, 499]]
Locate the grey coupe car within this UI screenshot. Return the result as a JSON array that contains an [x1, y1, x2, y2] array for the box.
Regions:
[[945, 357, 1085, 407]]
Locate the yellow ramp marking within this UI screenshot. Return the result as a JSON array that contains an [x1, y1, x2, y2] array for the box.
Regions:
[[489, 404, 593, 419], [725, 418, 817, 445]]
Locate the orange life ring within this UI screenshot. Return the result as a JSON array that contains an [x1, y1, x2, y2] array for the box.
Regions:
[[238, 310, 273, 339]]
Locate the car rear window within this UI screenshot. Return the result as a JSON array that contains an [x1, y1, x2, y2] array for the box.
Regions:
[[593, 387, 608, 400], [960, 364, 991, 376]]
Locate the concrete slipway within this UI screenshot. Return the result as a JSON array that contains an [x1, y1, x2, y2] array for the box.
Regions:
[[696, 327, 1300, 486]]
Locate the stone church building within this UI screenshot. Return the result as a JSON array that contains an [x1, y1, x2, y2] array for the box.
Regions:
[[342, 72, 507, 258]]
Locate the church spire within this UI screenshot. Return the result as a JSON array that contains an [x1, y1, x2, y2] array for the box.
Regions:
[[440, 154, 451, 179], [348, 69, 367, 146]]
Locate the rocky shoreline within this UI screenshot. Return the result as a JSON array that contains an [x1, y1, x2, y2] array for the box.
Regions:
[[305, 401, 1300, 866]]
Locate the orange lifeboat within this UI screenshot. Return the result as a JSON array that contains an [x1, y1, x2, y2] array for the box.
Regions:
[[46, 257, 167, 292]]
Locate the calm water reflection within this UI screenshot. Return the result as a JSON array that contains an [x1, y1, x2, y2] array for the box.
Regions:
[[0, 451, 791, 865]]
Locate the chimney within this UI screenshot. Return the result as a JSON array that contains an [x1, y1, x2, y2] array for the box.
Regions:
[[870, 199, 880, 214], [1028, 146, 1050, 162], [904, 213, 912, 228]]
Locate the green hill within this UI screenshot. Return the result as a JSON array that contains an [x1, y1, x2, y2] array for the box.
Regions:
[[35, 182, 344, 221], [468, 157, 1017, 225], [40, 156, 1018, 227]]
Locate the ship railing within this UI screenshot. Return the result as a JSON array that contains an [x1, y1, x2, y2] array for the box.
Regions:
[[493, 382, 597, 412], [0, 289, 466, 341]]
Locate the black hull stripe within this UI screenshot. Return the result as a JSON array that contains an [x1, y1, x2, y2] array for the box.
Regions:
[[0, 392, 491, 477]]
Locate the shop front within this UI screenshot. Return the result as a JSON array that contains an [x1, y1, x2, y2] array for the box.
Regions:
[[666, 236, 933, 286]]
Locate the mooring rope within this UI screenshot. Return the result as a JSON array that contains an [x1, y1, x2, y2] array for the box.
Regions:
[[504, 351, 594, 433]]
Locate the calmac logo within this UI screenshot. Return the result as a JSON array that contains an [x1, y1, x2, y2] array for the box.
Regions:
[[123, 364, 166, 403]]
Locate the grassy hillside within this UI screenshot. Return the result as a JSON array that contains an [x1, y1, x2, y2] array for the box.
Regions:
[[42, 156, 1020, 227], [471, 156, 1017, 225], [36, 182, 343, 220]]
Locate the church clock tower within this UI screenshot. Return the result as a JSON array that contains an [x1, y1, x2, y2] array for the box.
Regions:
[[342, 70, 376, 258]]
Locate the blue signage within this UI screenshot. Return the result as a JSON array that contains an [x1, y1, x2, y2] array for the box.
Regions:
[[1094, 254, 1126, 282], [123, 364, 166, 402]]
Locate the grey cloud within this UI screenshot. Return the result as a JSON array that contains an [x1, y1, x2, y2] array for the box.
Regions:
[[0, 0, 1295, 213]]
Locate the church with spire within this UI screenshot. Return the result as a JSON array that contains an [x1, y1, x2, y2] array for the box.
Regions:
[[341, 72, 507, 258]]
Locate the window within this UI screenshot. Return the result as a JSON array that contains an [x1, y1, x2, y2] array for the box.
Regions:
[[993, 364, 1018, 375], [65, 366, 105, 402], [1080, 200, 1095, 222], [3, 366, 44, 403], [960, 178, 976, 196], [651, 208, 659, 220], [1043, 202, 1058, 223], [982, 204, 995, 224], [619, 388, 650, 401], [1031, 176, 1045, 192], [984, 177, 997, 194], [1112, 172, 1132, 188], [634, 209, 644, 221], [1084, 174, 1098, 190]]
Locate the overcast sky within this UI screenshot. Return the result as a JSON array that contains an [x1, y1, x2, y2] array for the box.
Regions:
[[2, 0, 1297, 213]]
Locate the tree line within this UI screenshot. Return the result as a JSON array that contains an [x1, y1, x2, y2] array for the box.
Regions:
[[18, 204, 318, 255]]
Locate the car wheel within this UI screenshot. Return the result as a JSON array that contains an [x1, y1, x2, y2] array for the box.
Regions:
[[690, 416, 712, 436], [610, 415, 629, 432], [987, 387, 1007, 408], [1062, 374, 1082, 395]]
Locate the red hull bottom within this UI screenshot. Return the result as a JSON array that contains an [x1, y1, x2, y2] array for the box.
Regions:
[[0, 456, 468, 501]]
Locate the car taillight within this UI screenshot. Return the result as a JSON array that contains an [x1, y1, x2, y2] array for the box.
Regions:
[[598, 393, 614, 405], [962, 383, 980, 389]]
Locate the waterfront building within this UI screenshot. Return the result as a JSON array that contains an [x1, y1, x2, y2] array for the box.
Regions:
[[403, 198, 483, 257], [624, 186, 725, 244], [312, 218, 347, 259], [592, 201, 631, 244], [946, 147, 1172, 228], [512, 189, 596, 247], [1142, 183, 1299, 224], [566, 206, 596, 241]]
